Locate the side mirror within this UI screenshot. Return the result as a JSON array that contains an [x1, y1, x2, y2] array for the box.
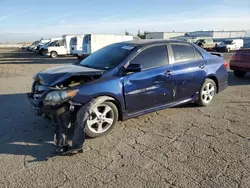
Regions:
[[126, 63, 142, 73]]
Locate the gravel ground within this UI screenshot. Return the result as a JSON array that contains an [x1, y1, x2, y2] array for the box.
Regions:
[[0, 48, 250, 188]]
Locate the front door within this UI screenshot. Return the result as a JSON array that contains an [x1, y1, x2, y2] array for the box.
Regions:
[[123, 45, 174, 114]]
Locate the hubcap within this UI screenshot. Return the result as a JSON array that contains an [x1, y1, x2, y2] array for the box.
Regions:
[[87, 104, 114, 134], [201, 83, 215, 103]]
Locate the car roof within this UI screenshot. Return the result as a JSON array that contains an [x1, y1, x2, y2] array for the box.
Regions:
[[123, 39, 190, 47]]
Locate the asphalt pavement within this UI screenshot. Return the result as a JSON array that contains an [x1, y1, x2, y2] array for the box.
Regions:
[[0, 48, 250, 188]]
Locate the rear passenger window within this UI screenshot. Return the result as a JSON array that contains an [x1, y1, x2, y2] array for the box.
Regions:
[[131, 45, 169, 70], [171, 44, 202, 63]]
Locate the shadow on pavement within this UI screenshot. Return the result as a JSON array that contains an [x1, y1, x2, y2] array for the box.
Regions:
[[0, 93, 57, 162], [0, 48, 80, 65], [227, 71, 250, 86]]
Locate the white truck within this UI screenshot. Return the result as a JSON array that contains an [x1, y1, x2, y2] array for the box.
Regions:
[[44, 35, 77, 58], [217, 39, 244, 52], [76, 34, 137, 59], [38, 38, 62, 55]]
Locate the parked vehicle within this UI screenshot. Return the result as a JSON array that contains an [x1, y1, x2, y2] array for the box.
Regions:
[[37, 38, 62, 55], [70, 35, 85, 59], [230, 43, 250, 77], [33, 39, 50, 51], [195, 38, 215, 50], [77, 34, 136, 59], [217, 39, 244, 52], [27, 41, 39, 51], [27, 40, 228, 138], [44, 35, 76, 58]]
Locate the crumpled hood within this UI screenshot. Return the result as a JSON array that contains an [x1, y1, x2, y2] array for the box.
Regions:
[[37, 65, 104, 86]]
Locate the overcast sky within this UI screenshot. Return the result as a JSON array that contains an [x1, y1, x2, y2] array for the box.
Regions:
[[0, 0, 249, 43]]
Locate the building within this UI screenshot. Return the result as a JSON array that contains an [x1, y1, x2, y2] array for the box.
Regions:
[[145, 32, 186, 39], [186, 30, 246, 39]]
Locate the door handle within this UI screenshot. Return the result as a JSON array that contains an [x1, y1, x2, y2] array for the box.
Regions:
[[164, 70, 173, 76], [199, 64, 205, 69]]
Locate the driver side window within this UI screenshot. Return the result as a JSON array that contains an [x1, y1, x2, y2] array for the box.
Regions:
[[58, 40, 64, 46], [131, 45, 169, 70]]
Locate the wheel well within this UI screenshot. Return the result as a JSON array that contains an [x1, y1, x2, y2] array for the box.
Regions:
[[51, 51, 57, 54], [107, 99, 123, 121], [207, 76, 219, 93]]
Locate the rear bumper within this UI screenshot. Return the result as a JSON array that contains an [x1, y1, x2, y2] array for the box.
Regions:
[[218, 81, 228, 93], [230, 61, 250, 72], [26, 93, 68, 116]]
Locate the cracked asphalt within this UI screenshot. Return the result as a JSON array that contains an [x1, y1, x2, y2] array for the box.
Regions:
[[0, 48, 250, 188]]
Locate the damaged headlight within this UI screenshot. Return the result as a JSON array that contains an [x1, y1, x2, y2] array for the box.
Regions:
[[32, 73, 38, 80], [44, 89, 79, 105]]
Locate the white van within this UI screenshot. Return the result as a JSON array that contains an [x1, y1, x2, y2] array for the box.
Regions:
[[70, 35, 85, 57], [77, 34, 135, 59], [38, 37, 62, 55], [217, 39, 244, 52], [45, 35, 76, 58]]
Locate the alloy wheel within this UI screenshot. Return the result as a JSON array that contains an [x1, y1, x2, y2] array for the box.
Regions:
[[87, 104, 114, 134], [201, 83, 215, 104]]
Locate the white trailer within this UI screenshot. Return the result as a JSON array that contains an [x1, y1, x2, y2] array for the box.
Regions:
[[76, 34, 135, 59]]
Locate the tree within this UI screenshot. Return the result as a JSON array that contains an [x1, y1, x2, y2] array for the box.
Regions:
[[137, 30, 146, 39], [125, 31, 130, 36], [137, 30, 141, 37]]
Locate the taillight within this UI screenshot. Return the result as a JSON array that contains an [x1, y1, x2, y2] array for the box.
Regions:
[[231, 53, 236, 61], [224, 61, 228, 68]]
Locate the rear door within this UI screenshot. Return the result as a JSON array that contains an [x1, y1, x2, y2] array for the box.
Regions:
[[83, 35, 91, 54], [124, 45, 174, 113], [169, 43, 207, 101], [70, 37, 77, 53]]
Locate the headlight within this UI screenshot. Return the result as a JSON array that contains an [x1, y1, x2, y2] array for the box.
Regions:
[[44, 89, 78, 104], [32, 73, 38, 80]]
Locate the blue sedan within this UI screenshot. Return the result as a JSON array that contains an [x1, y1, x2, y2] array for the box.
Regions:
[[27, 39, 228, 138]]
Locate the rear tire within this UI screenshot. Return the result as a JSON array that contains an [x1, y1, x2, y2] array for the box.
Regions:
[[51, 51, 58, 58], [77, 55, 83, 60], [39, 49, 44, 55], [234, 70, 246, 78], [196, 78, 217, 106]]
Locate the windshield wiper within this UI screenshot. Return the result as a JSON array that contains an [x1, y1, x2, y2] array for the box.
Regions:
[[82, 64, 92, 68]]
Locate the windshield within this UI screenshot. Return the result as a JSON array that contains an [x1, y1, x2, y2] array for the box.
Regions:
[[48, 40, 58, 46], [196, 39, 204, 43], [80, 43, 135, 70], [244, 43, 250, 48], [223, 40, 232, 45]]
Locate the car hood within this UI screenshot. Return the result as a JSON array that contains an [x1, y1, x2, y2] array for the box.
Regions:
[[36, 65, 104, 86]]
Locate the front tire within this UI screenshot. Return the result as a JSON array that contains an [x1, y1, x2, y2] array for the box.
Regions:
[[39, 49, 44, 55], [51, 51, 58, 58], [234, 70, 246, 78], [196, 78, 217, 106], [84, 101, 118, 138]]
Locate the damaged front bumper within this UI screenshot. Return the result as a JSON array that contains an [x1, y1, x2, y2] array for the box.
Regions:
[[26, 93, 69, 116]]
